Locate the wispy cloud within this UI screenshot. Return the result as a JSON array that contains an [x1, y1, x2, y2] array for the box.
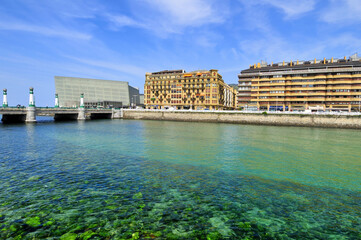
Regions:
[[320, 0, 361, 23], [0, 0, 98, 40], [106, 0, 227, 36], [106, 14, 144, 29], [238, 32, 361, 66], [239, 36, 295, 63], [65, 56, 146, 77], [0, 21, 92, 40], [263, 0, 315, 18], [143, 0, 224, 27], [242, 0, 316, 19]]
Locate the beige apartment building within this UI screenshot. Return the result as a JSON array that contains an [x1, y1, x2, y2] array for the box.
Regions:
[[238, 54, 361, 111], [144, 69, 237, 110]]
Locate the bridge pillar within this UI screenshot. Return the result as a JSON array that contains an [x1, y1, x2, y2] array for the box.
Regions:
[[55, 93, 59, 108], [3, 89, 8, 107], [78, 108, 86, 120], [78, 93, 86, 120], [26, 87, 36, 123], [111, 108, 123, 119], [26, 107, 36, 123]]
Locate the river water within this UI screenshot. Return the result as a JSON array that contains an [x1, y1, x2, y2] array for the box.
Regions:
[[0, 119, 360, 239]]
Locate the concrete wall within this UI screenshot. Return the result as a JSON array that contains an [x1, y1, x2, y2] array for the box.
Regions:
[[122, 110, 361, 129]]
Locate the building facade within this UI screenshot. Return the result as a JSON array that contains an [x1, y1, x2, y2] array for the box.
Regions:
[[238, 54, 361, 112], [237, 74, 254, 110], [144, 69, 237, 110], [54, 76, 141, 108]]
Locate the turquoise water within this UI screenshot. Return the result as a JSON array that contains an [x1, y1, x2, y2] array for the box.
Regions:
[[0, 119, 360, 239]]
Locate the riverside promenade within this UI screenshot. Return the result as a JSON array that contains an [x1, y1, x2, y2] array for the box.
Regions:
[[121, 109, 361, 129]]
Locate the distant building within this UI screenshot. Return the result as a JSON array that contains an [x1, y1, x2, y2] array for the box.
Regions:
[[238, 54, 361, 112], [144, 69, 237, 110], [54, 76, 141, 108], [139, 94, 144, 107], [228, 84, 238, 90]]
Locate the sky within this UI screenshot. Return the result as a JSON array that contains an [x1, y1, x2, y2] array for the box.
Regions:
[[1, 0, 361, 106]]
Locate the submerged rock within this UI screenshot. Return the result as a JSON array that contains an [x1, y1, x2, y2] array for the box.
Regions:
[[60, 232, 77, 240], [25, 216, 41, 227], [133, 192, 143, 199]]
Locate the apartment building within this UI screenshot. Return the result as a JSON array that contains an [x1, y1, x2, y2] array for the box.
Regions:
[[144, 69, 237, 110], [238, 54, 361, 112]]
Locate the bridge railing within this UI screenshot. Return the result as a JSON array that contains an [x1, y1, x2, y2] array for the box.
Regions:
[[0, 106, 27, 110], [36, 107, 78, 110], [86, 107, 113, 110]]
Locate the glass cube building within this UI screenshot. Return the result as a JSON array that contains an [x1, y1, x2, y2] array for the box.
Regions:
[[54, 76, 140, 108]]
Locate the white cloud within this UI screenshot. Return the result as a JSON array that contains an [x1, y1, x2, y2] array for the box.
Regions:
[[66, 56, 146, 77], [107, 0, 226, 36], [0, 0, 97, 41], [0, 22, 92, 40], [321, 0, 361, 23], [143, 0, 223, 27], [264, 0, 315, 18], [242, 0, 316, 19], [106, 14, 144, 28], [238, 32, 361, 66], [324, 34, 361, 53]]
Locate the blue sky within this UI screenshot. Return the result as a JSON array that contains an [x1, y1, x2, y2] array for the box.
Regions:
[[1, 0, 361, 106]]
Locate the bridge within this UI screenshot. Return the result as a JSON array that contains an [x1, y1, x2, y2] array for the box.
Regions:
[[0, 107, 123, 123], [0, 88, 123, 123]]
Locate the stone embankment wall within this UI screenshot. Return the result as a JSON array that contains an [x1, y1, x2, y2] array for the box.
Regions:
[[121, 110, 361, 129]]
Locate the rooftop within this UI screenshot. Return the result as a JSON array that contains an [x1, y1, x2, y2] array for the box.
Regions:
[[147, 69, 218, 75], [148, 70, 185, 75], [242, 53, 361, 74]]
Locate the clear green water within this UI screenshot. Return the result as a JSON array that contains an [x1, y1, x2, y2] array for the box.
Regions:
[[0, 119, 360, 239]]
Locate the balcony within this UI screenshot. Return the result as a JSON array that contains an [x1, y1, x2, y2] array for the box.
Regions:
[[256, 98, 285, 102], [327, 80, 354, 84], [285, 86, 326, 91], [313, 75, 327, 79], [281, 92, 326, 97], [326, 85, 352, 90], [286, 81, 327, 86], [329, 74, 353, 79], [238, 93, 252, 96], [326, 97, 356, 101], [326, 92, 353, 96]]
